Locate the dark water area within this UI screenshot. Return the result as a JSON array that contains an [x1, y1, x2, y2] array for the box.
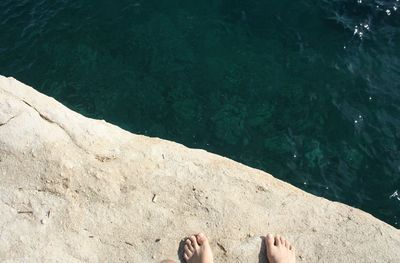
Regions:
[[1, 0, 399, 228]]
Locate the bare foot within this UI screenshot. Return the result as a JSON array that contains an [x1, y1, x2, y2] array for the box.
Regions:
[[265, 234, 296, 263], [183, 233, 214, 263]]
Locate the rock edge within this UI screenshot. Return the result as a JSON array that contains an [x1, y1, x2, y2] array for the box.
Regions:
[[0, 76, 399, 262]]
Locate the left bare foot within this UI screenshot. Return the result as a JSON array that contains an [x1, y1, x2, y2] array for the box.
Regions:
[[184, 233, 214, 263]]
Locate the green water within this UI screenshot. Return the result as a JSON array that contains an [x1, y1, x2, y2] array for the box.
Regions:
[[1, 0, 399, 227]]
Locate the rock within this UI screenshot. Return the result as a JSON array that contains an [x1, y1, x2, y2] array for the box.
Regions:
[[0, 75, 399, 262]]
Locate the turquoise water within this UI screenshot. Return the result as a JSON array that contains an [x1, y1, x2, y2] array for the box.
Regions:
[[1, 0, 399, 228]]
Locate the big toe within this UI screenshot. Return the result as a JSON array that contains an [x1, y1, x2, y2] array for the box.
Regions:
[[266, 234, 275, 248], [196, 233, 208, 245]]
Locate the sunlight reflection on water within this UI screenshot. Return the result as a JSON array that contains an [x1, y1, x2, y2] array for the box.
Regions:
[[0, 0, 399, 228]]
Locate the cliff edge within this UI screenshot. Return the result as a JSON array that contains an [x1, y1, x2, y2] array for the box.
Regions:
[[0, 76, 399, 262]]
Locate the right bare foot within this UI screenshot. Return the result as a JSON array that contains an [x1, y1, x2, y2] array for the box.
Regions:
[[265, 234, 296, 263], [183, 233, 214, 263]]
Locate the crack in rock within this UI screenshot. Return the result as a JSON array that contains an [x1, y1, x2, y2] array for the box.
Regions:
[[21, 100, 88, 154], [0, 114, 20, 127]]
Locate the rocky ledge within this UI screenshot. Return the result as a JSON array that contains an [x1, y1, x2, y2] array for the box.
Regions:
[[0, 76, 399, 262]]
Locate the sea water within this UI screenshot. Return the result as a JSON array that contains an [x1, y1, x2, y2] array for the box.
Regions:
[[0, 0, 399, 228]]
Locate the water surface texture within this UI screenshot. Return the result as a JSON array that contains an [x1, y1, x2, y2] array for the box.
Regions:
[[1, 0, 399, 227]]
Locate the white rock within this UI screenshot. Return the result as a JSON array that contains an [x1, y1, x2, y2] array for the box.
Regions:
[[0, 76, 399, 262]]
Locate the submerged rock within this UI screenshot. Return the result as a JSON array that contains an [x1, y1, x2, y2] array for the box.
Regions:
[[0, 75, 399, 262]]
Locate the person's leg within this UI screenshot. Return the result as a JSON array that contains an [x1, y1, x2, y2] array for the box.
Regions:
[[162, 233, 294, 263], [160, 233, 213, 263], [265, 234, 296, 263], [183, 233, 214, 263]]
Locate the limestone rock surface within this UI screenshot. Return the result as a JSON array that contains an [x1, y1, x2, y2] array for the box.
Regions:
[[0, 76, 399, 263]]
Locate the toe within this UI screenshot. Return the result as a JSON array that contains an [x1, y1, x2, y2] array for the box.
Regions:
[[280, 236, 286, 246], [275, 235, 281, 246], [185, 239, 194, 251], [183, 253, 190, 261], [189, 235, 199, 249], [266, 234, 275, 248], [184, 245, 193, 257], [196, 233, 208, 245], [284, 239, 290, 248]]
